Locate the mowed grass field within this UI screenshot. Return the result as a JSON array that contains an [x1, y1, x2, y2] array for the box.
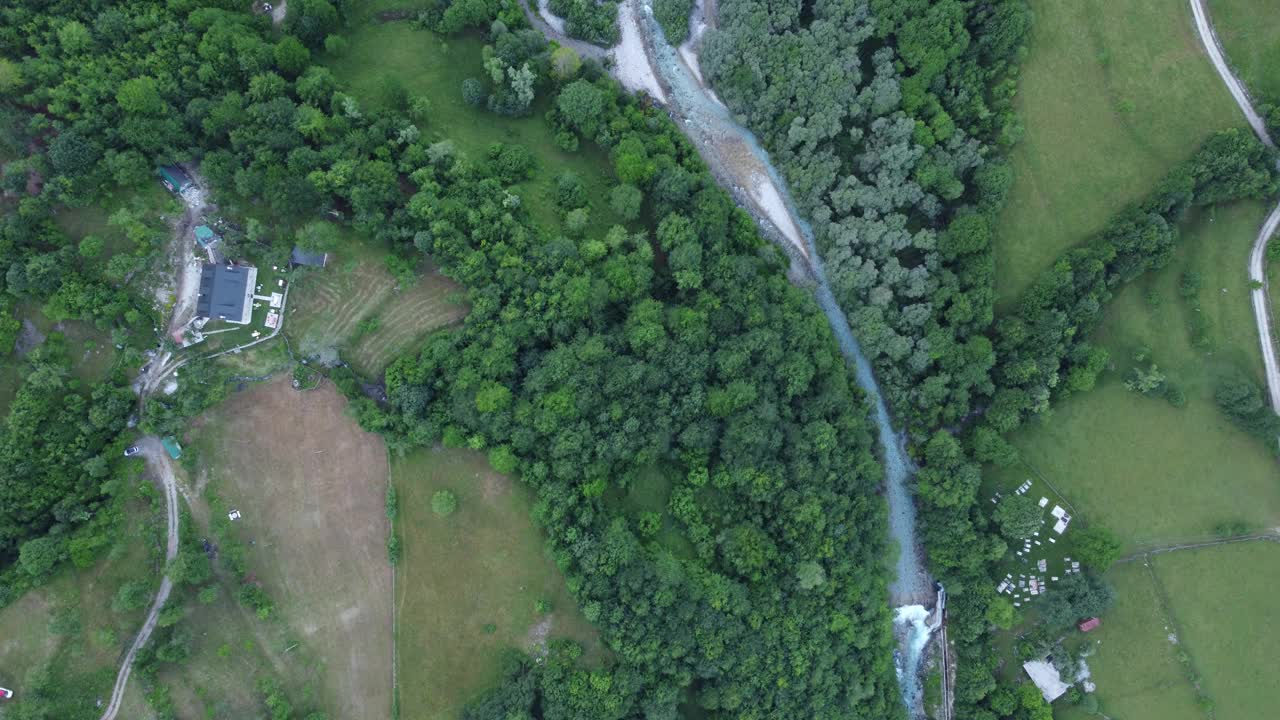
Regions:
[[393, 447, 603, 719], [1053, 561, 1202, 720], [1153, 542, 1280, 719], [1210, 0, 1280, 102], [0, 473, 163, 718], [287, 239, 466, 377], [324, 19, 623, 236], [995, 0, 1241, 305], [167, 378, 394, 719], [993, 202, 1280, 550]]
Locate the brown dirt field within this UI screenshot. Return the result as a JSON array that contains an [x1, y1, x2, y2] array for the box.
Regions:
[[204, 377, 393, 719]]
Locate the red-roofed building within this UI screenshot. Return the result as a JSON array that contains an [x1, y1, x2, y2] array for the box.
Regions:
[[1078, 617, 1101, 633]]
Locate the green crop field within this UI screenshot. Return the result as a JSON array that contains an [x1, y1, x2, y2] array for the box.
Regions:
[[286, 237, 465, 377], [1154, 542, 1280, 719], [324, 19, 623, 236], [1053, 561, 1202, 720], [1210, 0, 1280, 102], [0, 471, 164, 719], [393, 447, 603, 719], [995, 0, 1241, 306], [990, 201, 1280, 551]]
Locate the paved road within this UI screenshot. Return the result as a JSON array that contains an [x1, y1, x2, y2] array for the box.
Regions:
[[98, 436, 180, 720], [1249, 204, 1280, 413], [1188, 0, 1280, 414]]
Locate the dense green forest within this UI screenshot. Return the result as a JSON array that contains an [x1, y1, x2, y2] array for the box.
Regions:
[[704, 0, 1031, 435], [0, 0, 903, 717], [2, 0, 1277, 719], [702, 1, 1278, 718], [373, 73, 904, 717]]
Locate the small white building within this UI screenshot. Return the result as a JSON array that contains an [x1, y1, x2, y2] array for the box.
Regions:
[[1023, 660, 1070, 703]]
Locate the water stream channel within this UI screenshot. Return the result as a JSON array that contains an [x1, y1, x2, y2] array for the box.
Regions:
[[523, 1, 941, 715]]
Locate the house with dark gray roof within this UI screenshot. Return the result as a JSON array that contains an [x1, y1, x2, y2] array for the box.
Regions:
[[196, 263, 257, 325]]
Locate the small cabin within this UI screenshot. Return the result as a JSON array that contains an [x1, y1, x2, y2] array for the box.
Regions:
[[158, 165, 193, 194], [1078, 617, 1101, 633], [194, 224, 219, 249]]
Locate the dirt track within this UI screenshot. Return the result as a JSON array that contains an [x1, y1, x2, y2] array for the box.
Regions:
[[1188, 0, 1280, 415], [99, 436, 180, 720]]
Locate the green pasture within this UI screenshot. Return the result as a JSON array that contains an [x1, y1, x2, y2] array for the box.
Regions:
[[393, 447, 603, 720], [1153, 541, 1280, 720], [995, 0, 1241, 306], [994, 202, 1280, 551], [1053, 561, 1202, 720]]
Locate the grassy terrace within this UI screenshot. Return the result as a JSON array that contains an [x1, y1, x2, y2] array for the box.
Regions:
[[995, 0, 1241, 306], [284, 235, 466, 378]]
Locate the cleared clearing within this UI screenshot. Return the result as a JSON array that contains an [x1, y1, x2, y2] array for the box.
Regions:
[[995, 0, 1241, 305], [1154, 542, 1280, 719], [348, 266, 466, 375], [173, 377, 393, 719], [288, 243, 464, 377], [393, 447, 603, 719]]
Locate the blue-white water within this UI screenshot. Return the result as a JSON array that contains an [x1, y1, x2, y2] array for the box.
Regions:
[[894, 606, 935, 713], [630, 3, 936, 716]]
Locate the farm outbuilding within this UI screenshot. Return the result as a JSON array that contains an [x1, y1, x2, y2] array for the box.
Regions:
[[196, 263, 258, 325], [158, 165, 193, 193], [1022, 659, 1070, 703], [161, 436, 183, 460], [290, 246, 329, 267], [1078, 617, 1101, 633], [194, 224, 219, 248]]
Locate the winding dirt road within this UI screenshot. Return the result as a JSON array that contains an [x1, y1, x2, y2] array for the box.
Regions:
[[1189, 0, 1280, 413], [98, 436, 180, 720]]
